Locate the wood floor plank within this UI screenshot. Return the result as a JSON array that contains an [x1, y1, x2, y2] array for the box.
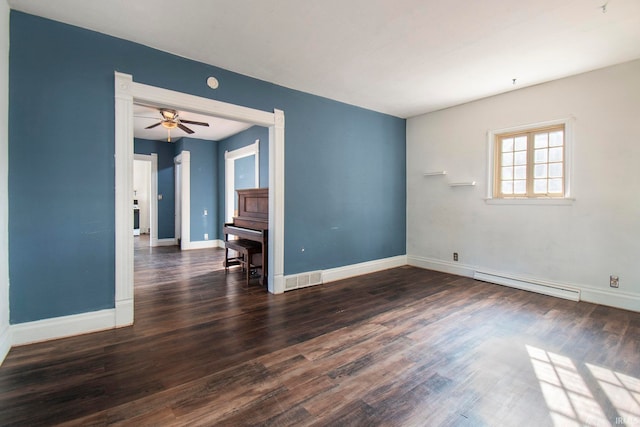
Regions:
[[0, 236, 639, 426]]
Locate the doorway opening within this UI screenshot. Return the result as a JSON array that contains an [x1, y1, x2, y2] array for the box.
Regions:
[[114, 72, 285, 327], [133, 153, 158, 247]]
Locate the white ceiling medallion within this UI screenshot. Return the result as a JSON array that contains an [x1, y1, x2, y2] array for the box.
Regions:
[[206, 76, 219, 89]]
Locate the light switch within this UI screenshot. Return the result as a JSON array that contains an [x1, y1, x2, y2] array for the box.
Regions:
[[204, 209, 208, 216], [158, 194, 163, 200]]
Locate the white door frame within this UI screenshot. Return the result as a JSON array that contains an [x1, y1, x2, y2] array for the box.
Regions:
[[174, 151, 191, 250], [225, 139, 260, 223], [114, 72, 285, 327], [133, 153, 158, 246]]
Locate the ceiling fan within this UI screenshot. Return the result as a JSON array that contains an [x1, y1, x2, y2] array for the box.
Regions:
[[145, 108, 209, 142]]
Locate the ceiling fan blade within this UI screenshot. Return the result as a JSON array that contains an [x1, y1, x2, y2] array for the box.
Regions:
[[180, 119, 209, 127], [145, 122, 162, 129], [178, 123, 195, 134]]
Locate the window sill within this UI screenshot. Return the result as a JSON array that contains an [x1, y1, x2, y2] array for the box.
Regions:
[[485, 197, 575, 206]]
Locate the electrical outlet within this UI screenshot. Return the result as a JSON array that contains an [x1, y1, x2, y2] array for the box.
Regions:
[[610, 275, 619, 288], [204, 233, 209, 241], [453, 252, 459, 262]]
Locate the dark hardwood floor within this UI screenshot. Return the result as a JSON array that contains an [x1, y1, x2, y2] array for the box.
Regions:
[[0, 237, 639, 426]]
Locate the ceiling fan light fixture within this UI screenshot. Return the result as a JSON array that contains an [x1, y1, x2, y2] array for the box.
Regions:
[[161, 120, 178, 129]]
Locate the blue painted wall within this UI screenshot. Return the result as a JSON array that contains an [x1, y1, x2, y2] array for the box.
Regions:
[[235, 156, 256, 195], [133, 138, 176, 239], [178, 138, 218, 242], [216, 126, 269, 237], [9, 11, 406, 323]]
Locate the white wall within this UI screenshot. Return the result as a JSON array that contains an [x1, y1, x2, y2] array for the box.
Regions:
[[133, 159, 151, 234], [1, 0, 11, 363], [407, 59, 640, 311]]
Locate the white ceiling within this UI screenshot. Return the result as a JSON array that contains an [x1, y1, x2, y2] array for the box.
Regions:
[[8, 0, 640, 118], [133, 104, 252, 142]]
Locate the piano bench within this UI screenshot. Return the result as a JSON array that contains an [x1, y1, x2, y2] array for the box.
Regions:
[[224, 239, 263, 286]]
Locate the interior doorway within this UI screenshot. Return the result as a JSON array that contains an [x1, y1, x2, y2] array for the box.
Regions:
[[133, 153, 158, 247], [114, 72, 286, 327]]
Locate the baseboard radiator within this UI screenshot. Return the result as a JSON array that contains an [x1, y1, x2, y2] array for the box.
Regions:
[[473, 271, 580, 302]]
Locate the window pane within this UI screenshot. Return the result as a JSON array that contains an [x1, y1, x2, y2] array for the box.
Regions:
[[549, 163, 563, 178], [514, 180, 526, 194], [502, 138, 514, 152], [514, 165, 526, 179], [534, 164, 547, 178], [501, 166, 513, 180], [501, 181, 513, 194], [515, 136, 527, 151], [534, 179, 547, 194], [549, 178, 563, 193], [534, 149, 548, 163], [549, 147, 563, 162], [534, 133, 548, 148], [549, 131, 563, 147], [502, 152, 514, 166], [514, 151, 527, 166]]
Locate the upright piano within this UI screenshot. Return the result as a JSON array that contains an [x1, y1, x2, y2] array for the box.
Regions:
[[223, 188, 268, 285]]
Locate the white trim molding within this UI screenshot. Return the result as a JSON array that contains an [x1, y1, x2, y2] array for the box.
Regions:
[[407, 255, 476, 278], [0, 325, 10, 364], [269, 110, 285, 294], [284, 255, 408, 292], [181, 240, 223, 250], [174, 151, 191, 250], [12, 309, 118, 346], [156, 238, 178, 246], [225, 139, 260, 223], [323, 255, 408, 284], [114, 73, 134, 327]]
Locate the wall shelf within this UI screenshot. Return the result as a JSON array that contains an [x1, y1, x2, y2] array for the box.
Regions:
[[423, 171, 447, 176], [449, 181, 476, 187]]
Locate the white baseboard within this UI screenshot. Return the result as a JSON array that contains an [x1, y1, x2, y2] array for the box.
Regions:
[[284, 255, 408, 292], [115, 298, 134, 327], [0, 325, 10, 365], [182, 239, 222, 250], [11, 308, 118, 346], [408, 254, 640, 312], [580, 286, 640, 312], [323, 255, 408, 284], [407, 255, 475, 278], [156, 238, 177, 247]]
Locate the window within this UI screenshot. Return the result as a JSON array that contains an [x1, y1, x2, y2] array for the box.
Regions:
[[492, 123, 570, 200]]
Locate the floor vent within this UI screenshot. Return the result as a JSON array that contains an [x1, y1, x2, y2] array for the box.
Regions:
[[473, 271, 580, 302], [284, 271, 323, 291]]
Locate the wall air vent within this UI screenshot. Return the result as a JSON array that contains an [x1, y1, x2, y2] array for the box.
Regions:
[[284, 271, 323, 291]]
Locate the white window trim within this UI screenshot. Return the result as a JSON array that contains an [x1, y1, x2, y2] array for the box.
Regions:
[[225, 140, 260, 223], [485, 117, 575, 205]]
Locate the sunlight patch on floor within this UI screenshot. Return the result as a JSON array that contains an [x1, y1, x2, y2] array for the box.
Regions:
[[587, 363, 640, 426], [526, 345, 613, 427]]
